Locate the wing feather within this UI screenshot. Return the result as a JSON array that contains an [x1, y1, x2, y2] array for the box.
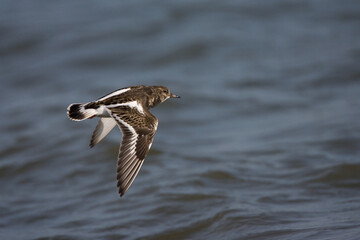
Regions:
[[107, 105, 157, 197], [90, 118, 117, 147]]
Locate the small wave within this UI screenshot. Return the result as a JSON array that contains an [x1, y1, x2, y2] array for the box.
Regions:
[[201, 170, 238, 181], [306, 163, 360, 188]]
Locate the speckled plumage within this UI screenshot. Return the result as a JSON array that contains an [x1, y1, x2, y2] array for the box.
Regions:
[[67, 85, 180, 197]]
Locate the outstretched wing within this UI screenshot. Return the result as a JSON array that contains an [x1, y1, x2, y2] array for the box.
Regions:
[[90, 118, 117, 148], [108, 105, 158, 197]]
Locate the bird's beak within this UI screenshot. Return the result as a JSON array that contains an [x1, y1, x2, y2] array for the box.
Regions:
[[170, 93, 180, 98]]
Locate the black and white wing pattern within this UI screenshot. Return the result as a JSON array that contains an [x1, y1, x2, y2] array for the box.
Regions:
[[108, 105, 158, 197]]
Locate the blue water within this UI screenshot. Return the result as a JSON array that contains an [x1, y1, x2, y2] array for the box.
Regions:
[[1, 1, 360, 239]]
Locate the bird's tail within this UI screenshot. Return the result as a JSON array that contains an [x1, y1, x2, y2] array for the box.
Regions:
[[67, 103, 96, 121]]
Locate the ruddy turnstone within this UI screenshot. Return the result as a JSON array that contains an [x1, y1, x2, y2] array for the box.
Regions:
[[67, 85, 180, 197]]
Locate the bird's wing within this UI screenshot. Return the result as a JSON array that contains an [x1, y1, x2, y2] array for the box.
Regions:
[[107, 105, 158, 197], [90, 117, 117, 148]]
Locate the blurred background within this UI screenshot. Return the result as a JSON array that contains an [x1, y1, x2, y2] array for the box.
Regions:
[[1, 0, 360, 239]]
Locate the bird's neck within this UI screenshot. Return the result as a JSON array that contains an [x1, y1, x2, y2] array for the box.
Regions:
[[147, 95, 162, 108]]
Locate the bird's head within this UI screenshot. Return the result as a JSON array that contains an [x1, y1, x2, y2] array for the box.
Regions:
[[148, 86, 180, 107]]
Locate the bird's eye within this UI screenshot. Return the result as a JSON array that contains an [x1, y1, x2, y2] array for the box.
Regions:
[[163, 90, 168, 93]]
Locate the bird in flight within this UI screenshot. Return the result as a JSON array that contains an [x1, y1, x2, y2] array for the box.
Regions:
[[67, 85, 180, 197]]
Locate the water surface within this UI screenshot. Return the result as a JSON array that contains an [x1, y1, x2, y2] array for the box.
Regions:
[[1, 1, 360, 239]]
